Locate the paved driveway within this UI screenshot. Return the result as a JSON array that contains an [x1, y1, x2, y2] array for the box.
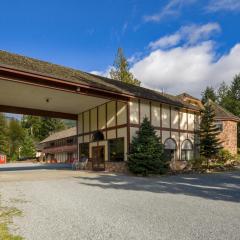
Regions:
[[0, 163, 240, 240]]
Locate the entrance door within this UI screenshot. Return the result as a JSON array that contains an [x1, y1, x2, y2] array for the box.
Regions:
[[92, 146, 105, 171]]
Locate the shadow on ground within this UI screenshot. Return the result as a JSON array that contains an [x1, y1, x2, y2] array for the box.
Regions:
[[0, 163, 72, 172], [76, 170, 240, 203]]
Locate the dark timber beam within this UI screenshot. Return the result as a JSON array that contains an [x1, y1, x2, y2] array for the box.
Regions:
[[0, 105, 78, 120]]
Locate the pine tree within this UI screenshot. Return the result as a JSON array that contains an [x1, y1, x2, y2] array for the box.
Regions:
[[200, 101, 222, 166], [21, 116, 66, 141], [8, 119, 25, 160], [110, 48, 141, 86], [21, 115, 41, 138], [20, 130, 36, 158], [0, 113, 9, 155], [128, 117, 167, 176], [201, 86, 217, 104], [38, 117, 65, 140], [228, 74, 240, 147], [216, 75, 240, 147], [216, 81, 230, 106]]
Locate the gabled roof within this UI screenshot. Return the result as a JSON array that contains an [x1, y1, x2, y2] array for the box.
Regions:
[[0, 50, 199, 111], [209, 100, 240, 122], [177, 92, 201, 102], [177, 92, 204, 108], [40, 127, 76, 144]]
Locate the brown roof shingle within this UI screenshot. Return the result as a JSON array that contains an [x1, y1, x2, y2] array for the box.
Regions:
[[40, 127, 76, 143], [0, 50, 199, 111], [209, 100, 240, 122]]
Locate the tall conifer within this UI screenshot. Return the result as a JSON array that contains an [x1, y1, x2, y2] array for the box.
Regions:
[[128, 117, 167, 175]]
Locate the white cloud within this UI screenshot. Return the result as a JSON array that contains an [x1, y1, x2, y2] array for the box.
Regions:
[[92, 22, 239, 98], [90, 66, 112, 78], [207, 0, 240, 12], [149, 23, 221, 49], [181, 23, 221, 44], [131, 41, 240, 97], [144, 0, 196, 22], [149, 34, 181, 49]]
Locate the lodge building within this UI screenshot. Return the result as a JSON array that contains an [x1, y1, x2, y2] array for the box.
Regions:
[[0, 50, 239, 172], [40, 127, 77, 163]]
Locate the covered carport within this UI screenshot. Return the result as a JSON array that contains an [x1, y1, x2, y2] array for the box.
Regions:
[[0, 50, 130, 170]]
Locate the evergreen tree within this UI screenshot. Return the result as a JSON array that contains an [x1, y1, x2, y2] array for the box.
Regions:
[[226, 74, 240, 116], [38, 117, 65, 140], [21, 116, 66, 141], [110, 48, 141, 86], [228, 74, 240, 147], [128, 117, 167, 176], [21, 115, 41, 138], [8, 119, 25, 160], [201, 86, 217, 104], [216, 81, 230, 106], [200, 101, 222, 167], [216, 75, 240, 147], [0, 113, 9, 155], [20, 130, 36, 158]]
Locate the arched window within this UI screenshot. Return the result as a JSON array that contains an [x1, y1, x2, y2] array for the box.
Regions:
[[181, 139, 193, 161], [164, 138, 177, 161]]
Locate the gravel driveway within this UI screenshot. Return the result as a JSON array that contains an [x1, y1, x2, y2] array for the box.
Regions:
[[0, 163, 240, 240]]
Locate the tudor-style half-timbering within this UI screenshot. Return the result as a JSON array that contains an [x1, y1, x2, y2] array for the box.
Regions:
[[129, 99, 199, 161], [78, 100, 128, 167], [77, 98, 200, 171]]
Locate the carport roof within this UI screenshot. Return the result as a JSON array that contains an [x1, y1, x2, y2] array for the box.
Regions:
[[0, 50, 199, 111]]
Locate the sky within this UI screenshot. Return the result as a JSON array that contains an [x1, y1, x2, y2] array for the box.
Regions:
[[1, 0, 240, 97]]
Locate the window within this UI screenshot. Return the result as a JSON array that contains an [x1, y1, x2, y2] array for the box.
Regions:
[[79, 143, 89, 158], [181, 139, 193, 161], [67, 138, 74, 145], [109, 138, 124, 162], [164, 138, 177, 161], [215, 121, 223, 132]]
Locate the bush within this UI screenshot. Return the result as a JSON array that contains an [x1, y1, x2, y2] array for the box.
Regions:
[[189, 156, 207, 171], [216, 149, 233, 164], [128, 117, 168, 176]]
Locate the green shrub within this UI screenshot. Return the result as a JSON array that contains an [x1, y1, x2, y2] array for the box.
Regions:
[[216, 149, 233, 164], [189, 156, 207, 170]]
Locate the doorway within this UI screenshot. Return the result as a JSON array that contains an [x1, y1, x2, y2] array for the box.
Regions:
[[92, 146, 105, 171]]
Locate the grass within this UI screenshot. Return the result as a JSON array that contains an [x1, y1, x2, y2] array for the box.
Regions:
[[0, 198, 23, 240]]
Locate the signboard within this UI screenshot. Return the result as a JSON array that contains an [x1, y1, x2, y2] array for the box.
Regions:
[[0, 154, 6, 164]]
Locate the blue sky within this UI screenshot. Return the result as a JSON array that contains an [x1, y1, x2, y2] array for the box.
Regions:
[[1, 0, 240, 96]]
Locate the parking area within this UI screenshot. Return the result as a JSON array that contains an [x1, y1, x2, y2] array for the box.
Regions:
[[0, 163, 240, 240]]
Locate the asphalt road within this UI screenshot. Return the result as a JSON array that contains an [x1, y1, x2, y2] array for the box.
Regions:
[[0, 163, 239, 240]]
